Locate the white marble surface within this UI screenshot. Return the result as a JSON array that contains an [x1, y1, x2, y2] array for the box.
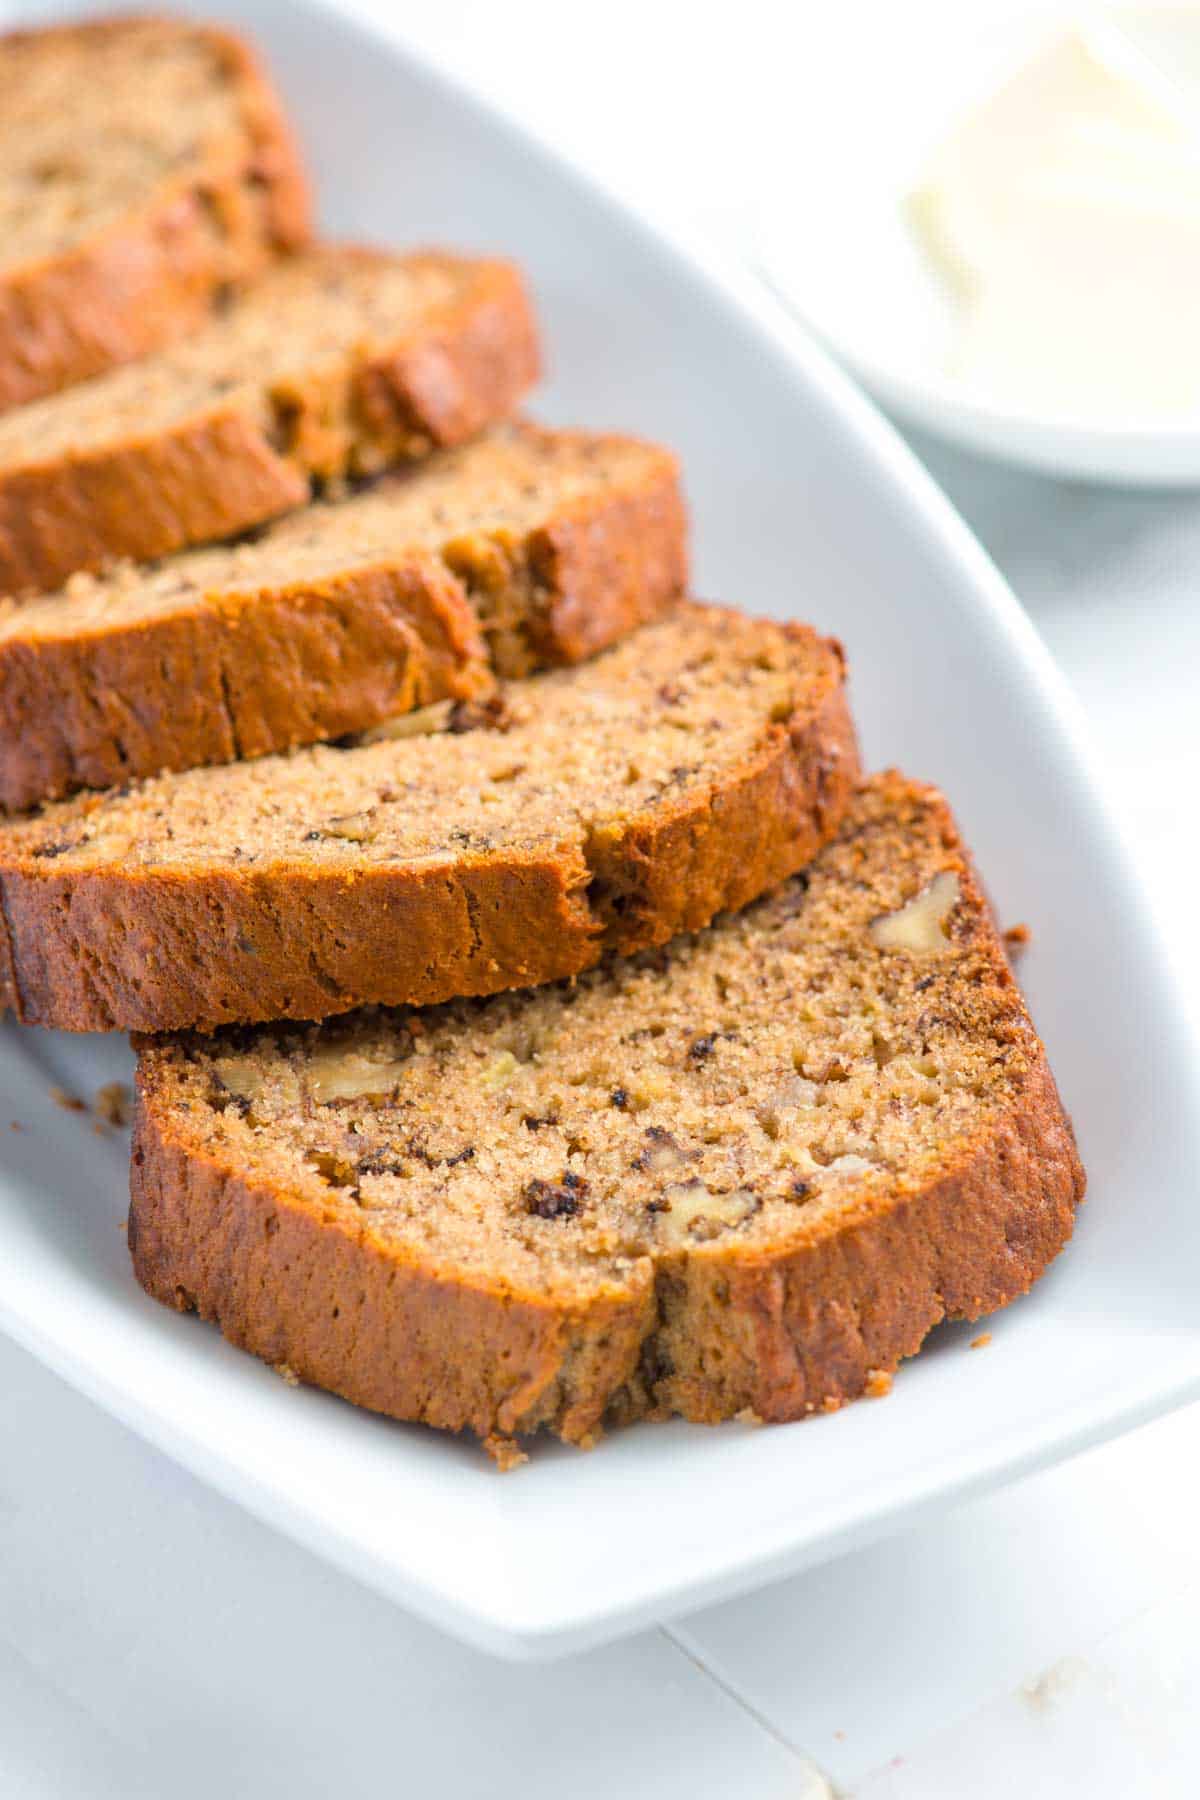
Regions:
[[4, 2, 1200, 1794]]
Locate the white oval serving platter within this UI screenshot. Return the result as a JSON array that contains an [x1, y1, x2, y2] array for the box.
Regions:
[[1, 0, 1198, 1661]]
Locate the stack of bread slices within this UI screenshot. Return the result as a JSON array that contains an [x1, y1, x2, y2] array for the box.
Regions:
[[0, 15, 1084, 1467]]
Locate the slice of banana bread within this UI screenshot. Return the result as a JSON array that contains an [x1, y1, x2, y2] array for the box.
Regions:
[[0, 423, 685, 810], [129, 773, 1085, 1463], [0, 15, 310, 410], [0, 604, 857, 1033], [0, 244, 539, 593]]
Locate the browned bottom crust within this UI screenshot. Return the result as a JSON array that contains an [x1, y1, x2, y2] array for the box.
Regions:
[[127, 775, 1085, 1461], [0, 17, 311, 413]]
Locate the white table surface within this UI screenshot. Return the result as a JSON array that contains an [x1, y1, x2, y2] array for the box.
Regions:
[[5, 3, 1200, 1794]]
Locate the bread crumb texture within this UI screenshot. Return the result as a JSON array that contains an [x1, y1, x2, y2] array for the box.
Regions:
[[0, 605, 857, 1031], [0, 423, 686, 810], [129, 774, 1085, 1458], [0, 244, 539, 591], [0, 16, 310, 408]]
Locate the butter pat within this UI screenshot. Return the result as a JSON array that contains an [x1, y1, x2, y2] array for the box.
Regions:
[[910, 28, 1200, 415]]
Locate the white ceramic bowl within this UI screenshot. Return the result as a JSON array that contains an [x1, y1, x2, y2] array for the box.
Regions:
[[756, 1, 1200, 486]]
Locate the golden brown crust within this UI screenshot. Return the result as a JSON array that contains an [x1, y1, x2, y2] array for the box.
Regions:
[[0, 623, 857, 1033], [0, 556, 488, 812], [588, 653, 856, 948], [0, 16, 312, 413], [0, 406, 312, 599], [126, 775, 1085, 1456], [0, 847, 603, 1033], [129, 1054, 1080, 1446], [651, 1054, 1082, 1425], [0, 433, 686, 811], [0, 254, 540, 595], [128, 1115, 655, 1448], [349, 260, 540, 463], [492, 455, 690, 671]]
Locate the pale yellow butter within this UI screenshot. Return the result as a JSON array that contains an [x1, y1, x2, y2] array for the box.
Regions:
[[910, 28, 1200, 415]]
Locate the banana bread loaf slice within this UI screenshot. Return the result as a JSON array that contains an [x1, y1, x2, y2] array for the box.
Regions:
[[0, 604, 857, 1032], [129, 773, 1085, 1463], [0, 15, 310, 410], [0, 423, 685, 810], [0, 244, 539, 593]]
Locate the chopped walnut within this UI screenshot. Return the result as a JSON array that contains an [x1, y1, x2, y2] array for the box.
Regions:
[[305, 1046, 410, 1104], [655, 1181, 759, 1245], [360, 701, 452, 743], [321, 811, 376, 843], [632, 1126, 689, 1173], [870, 872, 960, 954], [480, 1049, 519, 1092]]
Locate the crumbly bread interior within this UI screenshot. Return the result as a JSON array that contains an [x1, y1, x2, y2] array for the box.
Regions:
[[0, 424, 671, 652], [0, 247, 462, 466], [143, 775, 1040, 1302], [0, 18, 255, 266], [5, 605, 826, 875]]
